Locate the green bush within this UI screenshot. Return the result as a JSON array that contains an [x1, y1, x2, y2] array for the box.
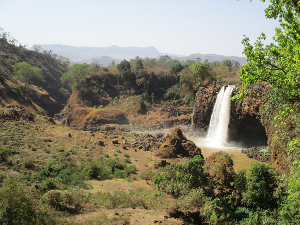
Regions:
[[242, 163, 279, 210], [0, 147, 12, 161], [124, 158, 131, 164], [40, 179, 57, 191], [82, 162, 101, 179], [125, 165, 137, 174], [43, 189, 89, 211], [0, 179, 54, 224], [153, 155, 211, 198]]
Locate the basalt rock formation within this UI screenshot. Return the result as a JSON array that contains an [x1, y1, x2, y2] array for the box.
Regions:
[[158, 128, 203, 159], [193, 79, 270, 147], [193, 79, 288, 170]]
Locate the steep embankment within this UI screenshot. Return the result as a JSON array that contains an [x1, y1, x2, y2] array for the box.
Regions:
[[0, 39, 69, 116], [193, 80, 289, 171]]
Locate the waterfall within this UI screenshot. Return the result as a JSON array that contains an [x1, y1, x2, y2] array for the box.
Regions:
[[206, 85, 235, 147]]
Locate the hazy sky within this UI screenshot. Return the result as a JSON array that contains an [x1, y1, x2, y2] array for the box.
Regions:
[[0, 0, 279, 57]]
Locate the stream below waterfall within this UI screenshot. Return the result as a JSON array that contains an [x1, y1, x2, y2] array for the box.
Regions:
[[189, 136, 258, 172], [136, 128, 259, 172]]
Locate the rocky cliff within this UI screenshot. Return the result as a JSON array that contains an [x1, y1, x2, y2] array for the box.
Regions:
[[193, 80, 289, 170]]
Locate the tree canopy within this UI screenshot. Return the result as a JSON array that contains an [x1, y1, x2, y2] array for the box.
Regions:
[[13, 62, 44, 93], [61, 63, 90, 90], [234, 0, 300, 101]]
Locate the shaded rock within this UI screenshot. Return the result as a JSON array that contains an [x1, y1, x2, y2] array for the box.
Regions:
[[158, 128, 203, 158], [241, 146, 271, 162], [96, 140, 105, 146], [112, 139, 119, 145]]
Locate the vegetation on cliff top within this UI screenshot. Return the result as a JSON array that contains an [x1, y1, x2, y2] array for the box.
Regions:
[[234, 0, 300, 223]]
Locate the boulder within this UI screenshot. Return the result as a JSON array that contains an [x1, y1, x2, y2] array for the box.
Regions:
[[158, 128, 203, 159]]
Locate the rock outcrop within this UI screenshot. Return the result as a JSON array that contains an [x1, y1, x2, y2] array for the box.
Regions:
[[193, 80, 271, 147], [193, 79, 290, 171], [158, 128, 203, 158]]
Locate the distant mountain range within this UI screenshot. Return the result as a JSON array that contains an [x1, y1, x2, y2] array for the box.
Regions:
[[29, 44, 247, 65]]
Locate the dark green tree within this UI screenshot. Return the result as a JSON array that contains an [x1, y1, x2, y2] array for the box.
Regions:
[[117, 60, 131, 72], [242, 163, 279, 210], [170, 63, 184, 75], [135, 59, 144, 71]]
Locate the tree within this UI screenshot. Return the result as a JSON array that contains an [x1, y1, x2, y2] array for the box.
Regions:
[[234, 0, 300, 101], [170, 63, 184, 75], [13, 62, 44, 94], [60, 63, 90, 91], [117, 60, 131, 72], [135, 59, 144, 71], [242, 163, 279, 210]]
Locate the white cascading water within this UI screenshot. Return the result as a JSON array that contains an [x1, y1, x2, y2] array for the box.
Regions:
[[206, 85, 235, 147]]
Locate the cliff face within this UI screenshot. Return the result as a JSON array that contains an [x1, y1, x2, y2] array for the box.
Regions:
[[193, 79, 291, 170]]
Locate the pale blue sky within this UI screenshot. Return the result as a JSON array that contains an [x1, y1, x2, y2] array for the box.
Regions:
[[0, 0, 279, 57]]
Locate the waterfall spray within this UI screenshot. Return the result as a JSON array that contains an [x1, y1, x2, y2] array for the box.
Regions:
[[207, 85, 235, 147]]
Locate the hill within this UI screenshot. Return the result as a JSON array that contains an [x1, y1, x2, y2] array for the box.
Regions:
[[30, 44, 247, 65], [0, 39, 70, 116]]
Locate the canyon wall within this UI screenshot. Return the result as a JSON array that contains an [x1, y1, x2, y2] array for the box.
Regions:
[[193, 80, 289, 170]]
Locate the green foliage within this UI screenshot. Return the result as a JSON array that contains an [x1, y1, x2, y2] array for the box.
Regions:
[[191, 61, 212, 83], [164, 83, 181, 101], [202, 196, 236, 224], [242, 163, 279, 210], [117, 59, 131, 72], [93, 188, 167, 210], [135, 59, 144, 71], [209, 152, 235, 188], [60, 63, 90, 91], [82, 161, 101, 179], [170, 63, 184, 75], [233, 169, 247, 193], [43, 188, 89, 211], [13, 62, 44, 94], [278, 162, 300, 223], [0, 178, 53, 224], [178, 187, 208, 210], [125, 165, 137, 174], [233, 0, 300, 101], [152, 155, 211, 198], [124, 158, 131, 164], [0, 147, 12, 161]]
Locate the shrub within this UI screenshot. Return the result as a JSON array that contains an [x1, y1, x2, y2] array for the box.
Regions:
[[124, 158, 131, 164], [40, 179, 57, 191], [124, 154, 129, 158], [0, 179, 54, 224], [0, 147, 11, 161], [43, 189, 89, 211], [178, 187, 207, 210], [104, 154, 109, 158], [82, 162, 101, 179], [242, 163, 279, 210], [152, 155, 211, 198], [125, 165, 137, 174]]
